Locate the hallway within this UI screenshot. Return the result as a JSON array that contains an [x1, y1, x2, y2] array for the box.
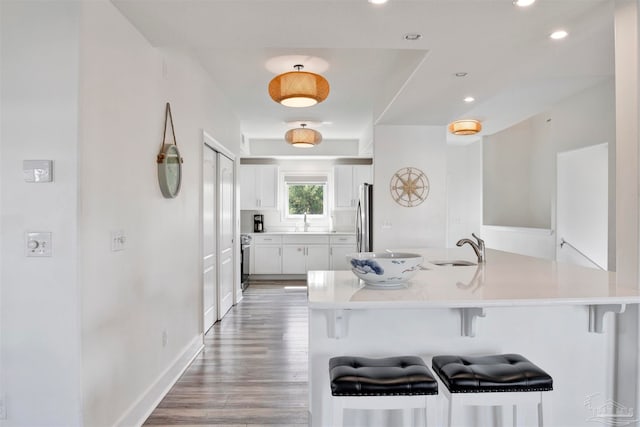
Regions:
[[144, 283, 309, 426]]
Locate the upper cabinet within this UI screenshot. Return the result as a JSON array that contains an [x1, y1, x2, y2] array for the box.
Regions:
[[334, 165, 372, 209], [240, 164, 278, 210]]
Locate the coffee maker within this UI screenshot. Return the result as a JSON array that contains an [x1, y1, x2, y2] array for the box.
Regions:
[[253, 214, 264, 233]]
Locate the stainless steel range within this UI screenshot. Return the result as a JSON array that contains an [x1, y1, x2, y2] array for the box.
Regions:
[[240, 234, 252, 291]]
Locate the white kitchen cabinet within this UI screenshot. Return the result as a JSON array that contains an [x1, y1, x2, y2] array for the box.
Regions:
[[334, 165, 372, 208], [240, 164, 278, 210], [252, 234, 282, 274], [329, 234, 357, 270], [307, 245, 330, 271], [282, 245, 307, 274], [282, 235, 330, 274]]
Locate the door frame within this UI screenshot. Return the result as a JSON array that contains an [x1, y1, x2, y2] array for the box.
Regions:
[[201, 130, 240, 328]]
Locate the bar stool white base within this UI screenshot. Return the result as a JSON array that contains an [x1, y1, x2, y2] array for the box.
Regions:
[[440, 385, 552, 427], [331, 394, 438, 427]]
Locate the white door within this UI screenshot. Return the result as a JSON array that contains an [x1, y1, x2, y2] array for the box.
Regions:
[[218, 153, 235, 317], [202, 146, 217, 332], [557, 143, 608, 269]]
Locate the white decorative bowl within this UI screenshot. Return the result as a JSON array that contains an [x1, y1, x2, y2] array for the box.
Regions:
[[346, 252, 424, 285]]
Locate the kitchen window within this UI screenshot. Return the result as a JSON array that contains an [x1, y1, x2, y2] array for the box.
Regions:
[[283, 174, 328, 219]]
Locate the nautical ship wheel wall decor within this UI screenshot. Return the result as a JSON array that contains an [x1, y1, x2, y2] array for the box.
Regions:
[[390, 167, 430, 207]]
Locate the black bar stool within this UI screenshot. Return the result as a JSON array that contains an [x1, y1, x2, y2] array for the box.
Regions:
[[329, 355, 439, 426], [432, 353, 553, 427]]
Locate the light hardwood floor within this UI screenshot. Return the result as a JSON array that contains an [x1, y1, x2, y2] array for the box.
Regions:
[[144, 281, 309, 427]]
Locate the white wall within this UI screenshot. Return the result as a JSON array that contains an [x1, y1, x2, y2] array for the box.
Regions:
[[482, 79, 615, 261], [1, 1, 242, 426], [373, 125, 447, 250], [1, 1, 83, 425], [483, 120, 538, 227], [446, 141, 482, 247], [78, 2, 241, 426]]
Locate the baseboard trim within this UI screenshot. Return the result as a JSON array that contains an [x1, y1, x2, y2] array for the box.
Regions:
[[114, 334, 204, 427]]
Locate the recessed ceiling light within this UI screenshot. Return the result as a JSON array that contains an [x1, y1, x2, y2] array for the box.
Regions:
[[454, 72, 468, 77], [513, 0, 535, 7], [464, 96, 475, 103], [368, 0, 388, 4], [404, 33, 422, 41], [550, 30, 568, 40]]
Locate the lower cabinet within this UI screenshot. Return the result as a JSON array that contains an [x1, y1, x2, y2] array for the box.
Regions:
[[282, 235, 330, 274], [251, 233, 355, 275], [253, 245, 282, 274], [330, 244, 357, 270], [330, 234, 357, 270], [252, 234, 283, 274]]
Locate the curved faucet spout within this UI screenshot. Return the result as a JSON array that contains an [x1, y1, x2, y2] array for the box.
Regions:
[[456, 233, 486, 263]]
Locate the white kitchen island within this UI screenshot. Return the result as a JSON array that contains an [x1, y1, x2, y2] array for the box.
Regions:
[[307, 248, 640, 426]]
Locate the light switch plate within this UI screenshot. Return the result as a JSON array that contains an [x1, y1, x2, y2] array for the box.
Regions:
[[111, 230, 126, 252], [26, 232, 52, 257], [23, 160, 53, 183]]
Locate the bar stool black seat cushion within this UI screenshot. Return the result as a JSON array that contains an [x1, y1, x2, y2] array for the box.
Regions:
[[432, 353, 553, 393], [329, 356, 438, 396]]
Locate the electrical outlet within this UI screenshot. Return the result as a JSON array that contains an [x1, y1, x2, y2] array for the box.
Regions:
[[162, 330, 168, 347]]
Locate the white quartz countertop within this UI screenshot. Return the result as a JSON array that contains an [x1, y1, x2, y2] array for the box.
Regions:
[[307, 248, 640, 309], [248, 231, 355, 235]]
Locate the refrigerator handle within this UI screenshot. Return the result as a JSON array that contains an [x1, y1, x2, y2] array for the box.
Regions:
[[356, 200, 362, 252]]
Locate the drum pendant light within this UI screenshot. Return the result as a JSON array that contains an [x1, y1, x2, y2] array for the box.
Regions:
[[269, 65, 330, 108], [448, 119, 482, 135], [285, 124, 322, 148]]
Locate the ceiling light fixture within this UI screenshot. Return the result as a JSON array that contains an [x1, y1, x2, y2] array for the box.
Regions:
[[368, 0, 388, 4], [285, 123, 323, 148], [550, 30, 568, 40], [268, 64, 330, 108], [513, 0, 535, 7], [464, 96, 475, 103], [448, 119, 482, 135]]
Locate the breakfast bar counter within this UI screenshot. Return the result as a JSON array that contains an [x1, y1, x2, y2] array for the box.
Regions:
[[307, 248, 640, 426]]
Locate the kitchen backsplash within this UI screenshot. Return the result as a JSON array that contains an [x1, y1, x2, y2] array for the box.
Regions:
[[240, 209, 356, 233]]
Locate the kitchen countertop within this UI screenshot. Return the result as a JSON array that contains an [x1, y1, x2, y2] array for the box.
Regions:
[[247, 231, 355, 235], [307, 248, 640, 309]]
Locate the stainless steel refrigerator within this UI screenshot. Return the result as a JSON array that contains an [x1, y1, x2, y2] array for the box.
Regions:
[[356, 183, 373, 252]]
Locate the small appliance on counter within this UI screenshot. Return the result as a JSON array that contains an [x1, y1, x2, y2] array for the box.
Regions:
[[253, 214, 264, 232]]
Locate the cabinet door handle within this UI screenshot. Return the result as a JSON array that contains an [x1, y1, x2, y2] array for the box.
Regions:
[[330, 247, 333, 256], [279, 247, 282, 256]]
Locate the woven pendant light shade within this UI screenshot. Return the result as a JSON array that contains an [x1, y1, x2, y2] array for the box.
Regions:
[[285, 125, 322, 148], [269, 65, 330, 108], [448, 119, 482, 135]]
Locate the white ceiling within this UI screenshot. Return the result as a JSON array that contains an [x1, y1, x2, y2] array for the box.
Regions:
[[112, 0, 614, 146]]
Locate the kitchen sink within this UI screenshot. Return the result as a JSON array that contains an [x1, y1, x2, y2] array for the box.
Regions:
[[430, 260, 477, 267]]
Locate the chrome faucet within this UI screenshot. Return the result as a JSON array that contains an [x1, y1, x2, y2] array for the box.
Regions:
[[303, 212, 310, 232], [456, 233, 486, 263]]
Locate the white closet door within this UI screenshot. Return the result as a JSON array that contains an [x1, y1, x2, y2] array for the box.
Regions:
[[218, 153, 235, 317], [202, 146, 217, 332]]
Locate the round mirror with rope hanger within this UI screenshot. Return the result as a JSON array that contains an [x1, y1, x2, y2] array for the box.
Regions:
[[157, 102, 183, 198]]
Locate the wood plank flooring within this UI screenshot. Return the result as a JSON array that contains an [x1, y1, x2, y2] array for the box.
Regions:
[[143, 281, 309, 427]]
